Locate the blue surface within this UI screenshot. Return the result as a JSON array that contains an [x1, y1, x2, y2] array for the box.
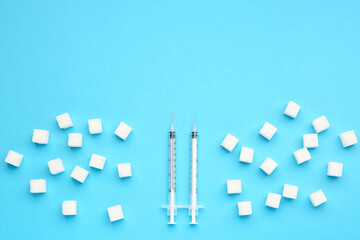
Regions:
[[1, 0, 360, 239]]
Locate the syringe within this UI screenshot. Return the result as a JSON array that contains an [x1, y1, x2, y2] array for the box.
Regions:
[[189, 114, 203, 224], [162, 115, 177, 224]]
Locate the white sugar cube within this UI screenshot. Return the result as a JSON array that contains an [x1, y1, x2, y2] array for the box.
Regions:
[[259, 157, 278, 175], [284, 101, 300, 118], [265, 193, 281, 209], [108, 205, 124, 222], [32, 129, 49, 144], [239, 147, 254, 163], [68, 133, 83, 147], [89, 154, 106, 170], [227, 180, 242, 194], [115, 122, 132, 140], [312, 115, 330, 133], [238, 201, 252, 216], [282, 184, 299, 199], [70, 166, 89, 183], [303, 134, 319, 148], [62, 201, 77, 216], [30, 179, 46, 193], [293, 148, 311, 164], [259, 122, 277, 141], [220, 134, 238, 152], [339, 130, 358, 148], [88, 118, 102, 135], [47, 158, 65, 175], [56, 113, 73, 129], [5, 150, 23, 167], [118, 163, 132, 178], [327, 162, 343, 177], [310, 189, 327, 207]]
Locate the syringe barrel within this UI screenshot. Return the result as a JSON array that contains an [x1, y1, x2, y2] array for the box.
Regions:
[[169, 131, 176, 193], [190, 131, 198, 206], [168, 130, 176, 224]]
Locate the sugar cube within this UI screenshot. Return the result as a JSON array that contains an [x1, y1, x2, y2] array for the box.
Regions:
[[339, 130, 358, 148], [68, 133, 83, 147], [259, 122, 277, 141], [312, 115, 330, 133], [238, 201, 252, 216], [293, 148, 311, 165], [265, 193, 281, 209], [227, 180, 242, 194], [30, 179, 46, 193], [108, 205, 124, 222], [115, 122, 132, 140], [62, 201, 77, 216], [284, 101, 300, 118], [327, 162, 343, 177], [220, 134, 238, 152], [32, 129, 49, 144], [239, 147, 254, 163], [310, 189, 327, 207], [303, 134, 318, 148], [70, 166, 89, 183], [56, 113, 73, 129], [282, 184, 299, 199], [89, 154, 106, 170], [5, 150, 23, 167], [47, 158, 65, 175], [260, 157, 278, 175], [118, 163, 132, 178], [88, 118, 102, 135]]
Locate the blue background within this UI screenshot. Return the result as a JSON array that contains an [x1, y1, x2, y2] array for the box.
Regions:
[[1, 0, 360, 239]]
